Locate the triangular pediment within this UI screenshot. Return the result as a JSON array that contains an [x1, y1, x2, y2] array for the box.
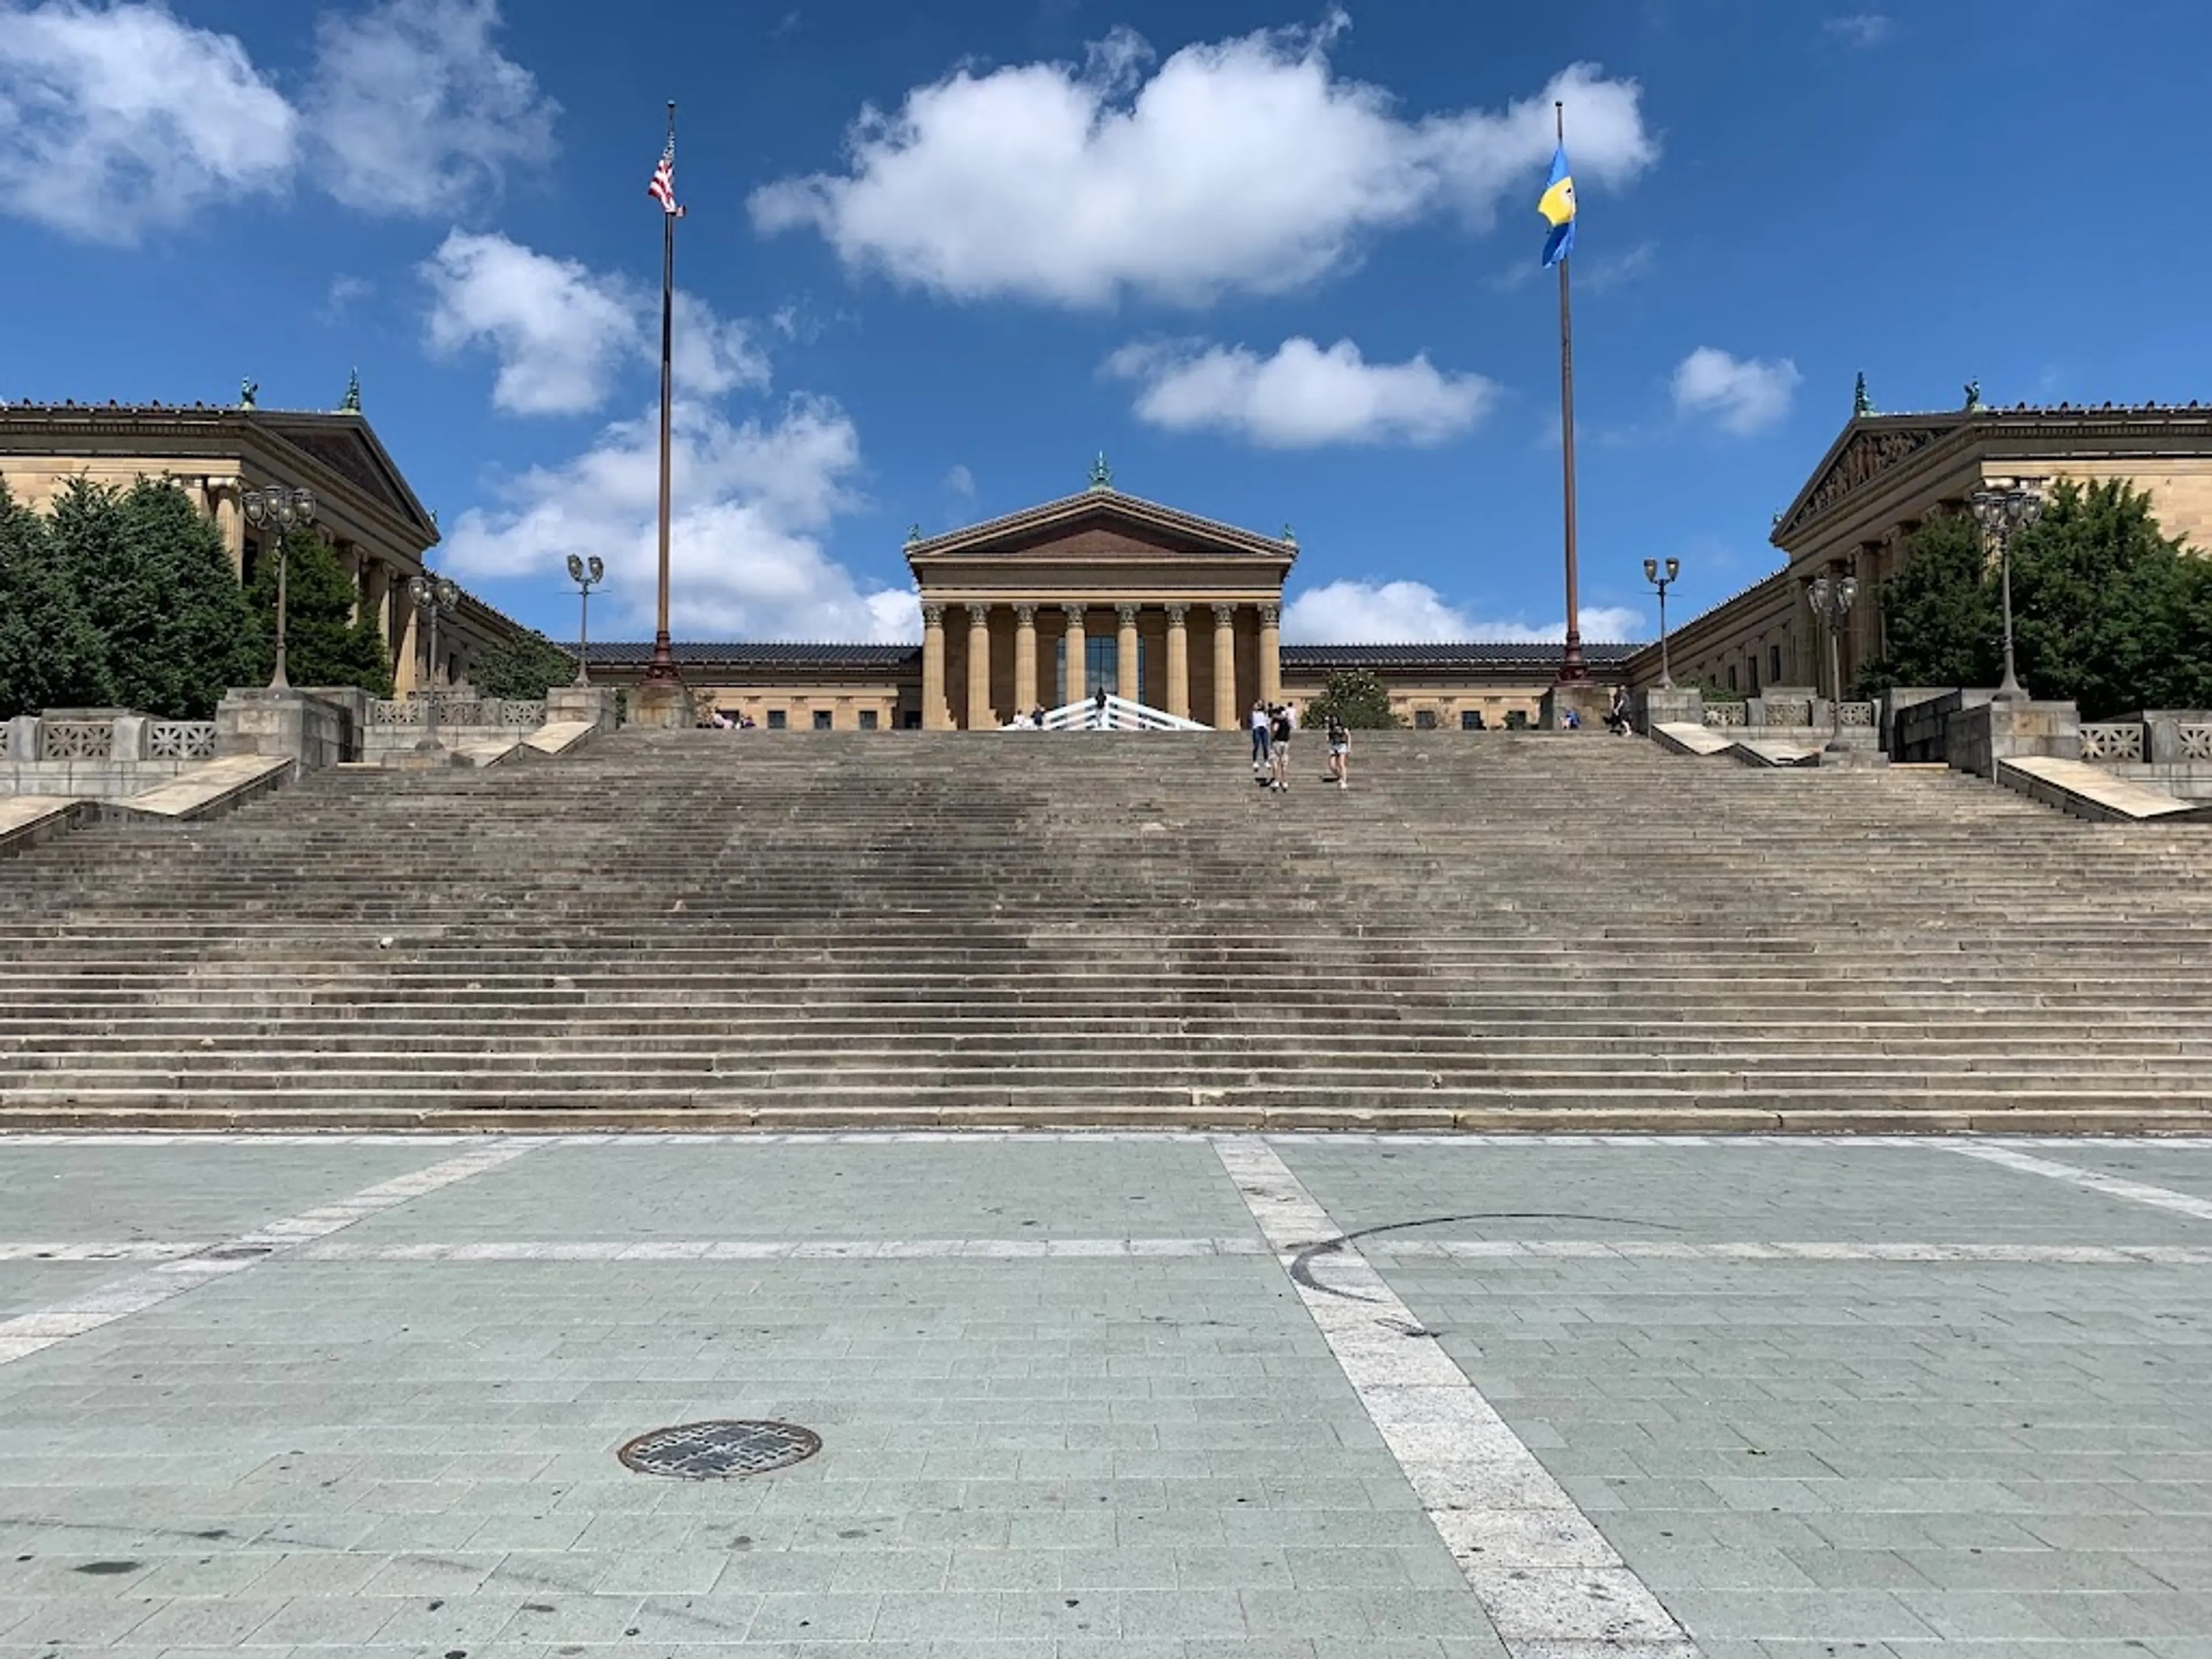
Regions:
[[1774, 418, 1955, 544], [254, 412, 439, 544], [908, 487, 1296, 569]]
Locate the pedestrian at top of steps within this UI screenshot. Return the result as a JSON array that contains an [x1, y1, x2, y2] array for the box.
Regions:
[[1327, 715, 1349, 788], [1093, 685, 1109, 729], [1269, 703, 1294, 791], [1251, 700, 1272, 776], [1605, 685, 1633, 736]]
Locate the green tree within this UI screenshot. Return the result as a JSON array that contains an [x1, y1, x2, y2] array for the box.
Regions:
[[1306, 669, 1403, 729], [1861, 481, 2212, 717], [47, 477, 258, 718], [474, 628, 577, 699], [244, 526, 393, 696], [0, 482, 111, 717], [1854, 512, 1999, 696]]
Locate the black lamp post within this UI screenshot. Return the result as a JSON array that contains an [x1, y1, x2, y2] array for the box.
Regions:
[[1642, 556, 1680, 690], [1806, 573, 1859, 754], [1968, 482, 2045, 703], [242, 486, 316, 690], [566, 555, 605, 687], [407, 573, 460, 752]]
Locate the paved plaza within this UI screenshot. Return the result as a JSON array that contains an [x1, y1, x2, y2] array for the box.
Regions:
[[0, 1134, 2209, 1659]]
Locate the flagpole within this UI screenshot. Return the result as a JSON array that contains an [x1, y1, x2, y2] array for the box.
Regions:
[[644, 99, 680, 687], [1554, 99, 1588, 684]]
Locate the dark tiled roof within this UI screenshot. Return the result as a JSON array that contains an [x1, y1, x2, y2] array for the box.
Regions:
[[1283, 642, 1643, 668], [588, 642, 921, 666]]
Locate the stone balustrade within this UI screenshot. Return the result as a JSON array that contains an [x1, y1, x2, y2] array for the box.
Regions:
[[2080, 723, 2147, 763], [2, 710, 222, 799]]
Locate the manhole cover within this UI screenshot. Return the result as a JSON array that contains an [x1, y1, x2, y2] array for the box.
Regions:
[[616, 1420, 820, 1479]]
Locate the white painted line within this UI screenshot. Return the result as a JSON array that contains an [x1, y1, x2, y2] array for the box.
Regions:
[[1948, 1142, 2212, 1223], [1364, 1240, 2212, 1265], [1213, 1137, 1700, 1659], [0, 1140, 546, 1368], [297, 1237, 1273, 1262], [0, 1242, 211, 1262]]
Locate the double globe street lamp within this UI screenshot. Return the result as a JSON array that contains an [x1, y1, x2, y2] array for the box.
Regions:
[[407, 572, 460, 752], [566, 555, 605, 687], [1642, 556, 1680, 690], [241, 486, 316, 690], [1805, 573, 1859, 755], [1968, 481, 2046, 703]]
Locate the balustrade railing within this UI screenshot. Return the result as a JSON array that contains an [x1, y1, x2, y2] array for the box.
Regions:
[[2181, 724, 2212, 762], [1839, 701, 1876, 728], [147, 721, 217, 760], [2080, 723, 2146, 763], [369, 695, 545, 729], [1702, 702, 1746, 728], [1764, 698, 1812, 727], [40, 720, 112, 761]]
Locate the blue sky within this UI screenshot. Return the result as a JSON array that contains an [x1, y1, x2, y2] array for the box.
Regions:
[[0, 0, 2200, 646]]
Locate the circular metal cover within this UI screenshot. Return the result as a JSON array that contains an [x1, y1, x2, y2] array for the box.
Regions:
[[616, 1419, 821, 1480]]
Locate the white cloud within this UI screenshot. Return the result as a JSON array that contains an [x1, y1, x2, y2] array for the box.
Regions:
[[421, 231, 767, 417], [0, 1, 296, 242], [309, 0, 558, 215], [1282, 579, 1643, 644], [750, 16, 1655, 307], [1671, 347, 1801, 436], [1823, 13, 1893, 47], [1107, 337, 1494, 448], [443, 395, 914, 642], [944, 464, 976, 497]]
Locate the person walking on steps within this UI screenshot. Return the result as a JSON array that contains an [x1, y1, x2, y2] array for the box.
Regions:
[[1093, 685, 1109, 729], [1250, 699, 1272, 781], [1606, 685, 1633, 736], [1326, 714, 1350, 788], [1269, 702, 1294, 792]]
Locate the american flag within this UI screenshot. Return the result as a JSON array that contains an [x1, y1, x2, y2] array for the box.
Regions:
[[647, 137, 684, 217]]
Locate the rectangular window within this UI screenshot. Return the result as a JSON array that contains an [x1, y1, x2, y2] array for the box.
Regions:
[[858, 709, 879, 731], [1460, 709, 1480, 730], [767, 709, 786, 730], [813, 709, 834, 730], [903, 710, 922, 730], [1726, 665, 1738, 691], [1770, 644, 1783, 683], [1414, 709, 1438, 730]]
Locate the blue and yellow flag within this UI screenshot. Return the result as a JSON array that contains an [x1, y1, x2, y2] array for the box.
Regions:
[[1537, 144, 1576, 268]]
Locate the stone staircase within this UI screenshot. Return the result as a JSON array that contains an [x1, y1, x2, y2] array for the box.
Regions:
[[0, 729, 2207, 1132]]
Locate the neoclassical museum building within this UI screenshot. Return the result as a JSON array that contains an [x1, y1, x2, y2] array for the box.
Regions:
[[12, 385, 2211, 728], [585, 464, 1629, 731]]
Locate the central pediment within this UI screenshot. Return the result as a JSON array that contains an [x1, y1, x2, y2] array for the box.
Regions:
[[906, 486, 1297, 573]]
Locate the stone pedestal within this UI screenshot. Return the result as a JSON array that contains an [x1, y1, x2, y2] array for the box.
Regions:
[[1945, 698, 2080, 778], [215, 689, 354, 770], [1539, 683, 1615, 732], [628, 681, 694, 731], [1638, 688, 1703, 732], [547, 685, 618, 733]]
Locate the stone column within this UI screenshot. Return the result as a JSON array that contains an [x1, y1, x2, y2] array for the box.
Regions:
[[921, 603, 949, 730], [1258, 603, 1282, 706], [360, 557, 392, 647], [1211, 604, 1238, 729], [210, 480, 245, 578], [1013, 604, 1038, 717], [336, 541, 363, 624], [1116, 604, 1141, 703], [1164, 604, 1190, 721], [966, 603, 994, 729], [1063, 604, 1087, 704]]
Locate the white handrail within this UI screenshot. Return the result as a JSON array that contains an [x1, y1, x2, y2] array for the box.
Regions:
[[1003, 694, 1211, 733]]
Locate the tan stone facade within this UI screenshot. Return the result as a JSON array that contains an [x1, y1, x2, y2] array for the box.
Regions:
[[1628, 402, 2212, 696], [0, 400, 523, 693]]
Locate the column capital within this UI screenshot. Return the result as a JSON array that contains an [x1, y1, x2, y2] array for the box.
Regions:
[[1013, 603, 1036, 627], [1116, 603, 1139, 628], [1164, 603, 1187, 626], [1062, 601, 1086, 624], [967, 602, 990, 628], [922, 603, 945, 629], [1211, 603, 1236, 627], [1257, 603, 1280, 627]]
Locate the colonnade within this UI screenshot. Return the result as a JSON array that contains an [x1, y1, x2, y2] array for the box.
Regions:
[[919, 599, 1282, 730]]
